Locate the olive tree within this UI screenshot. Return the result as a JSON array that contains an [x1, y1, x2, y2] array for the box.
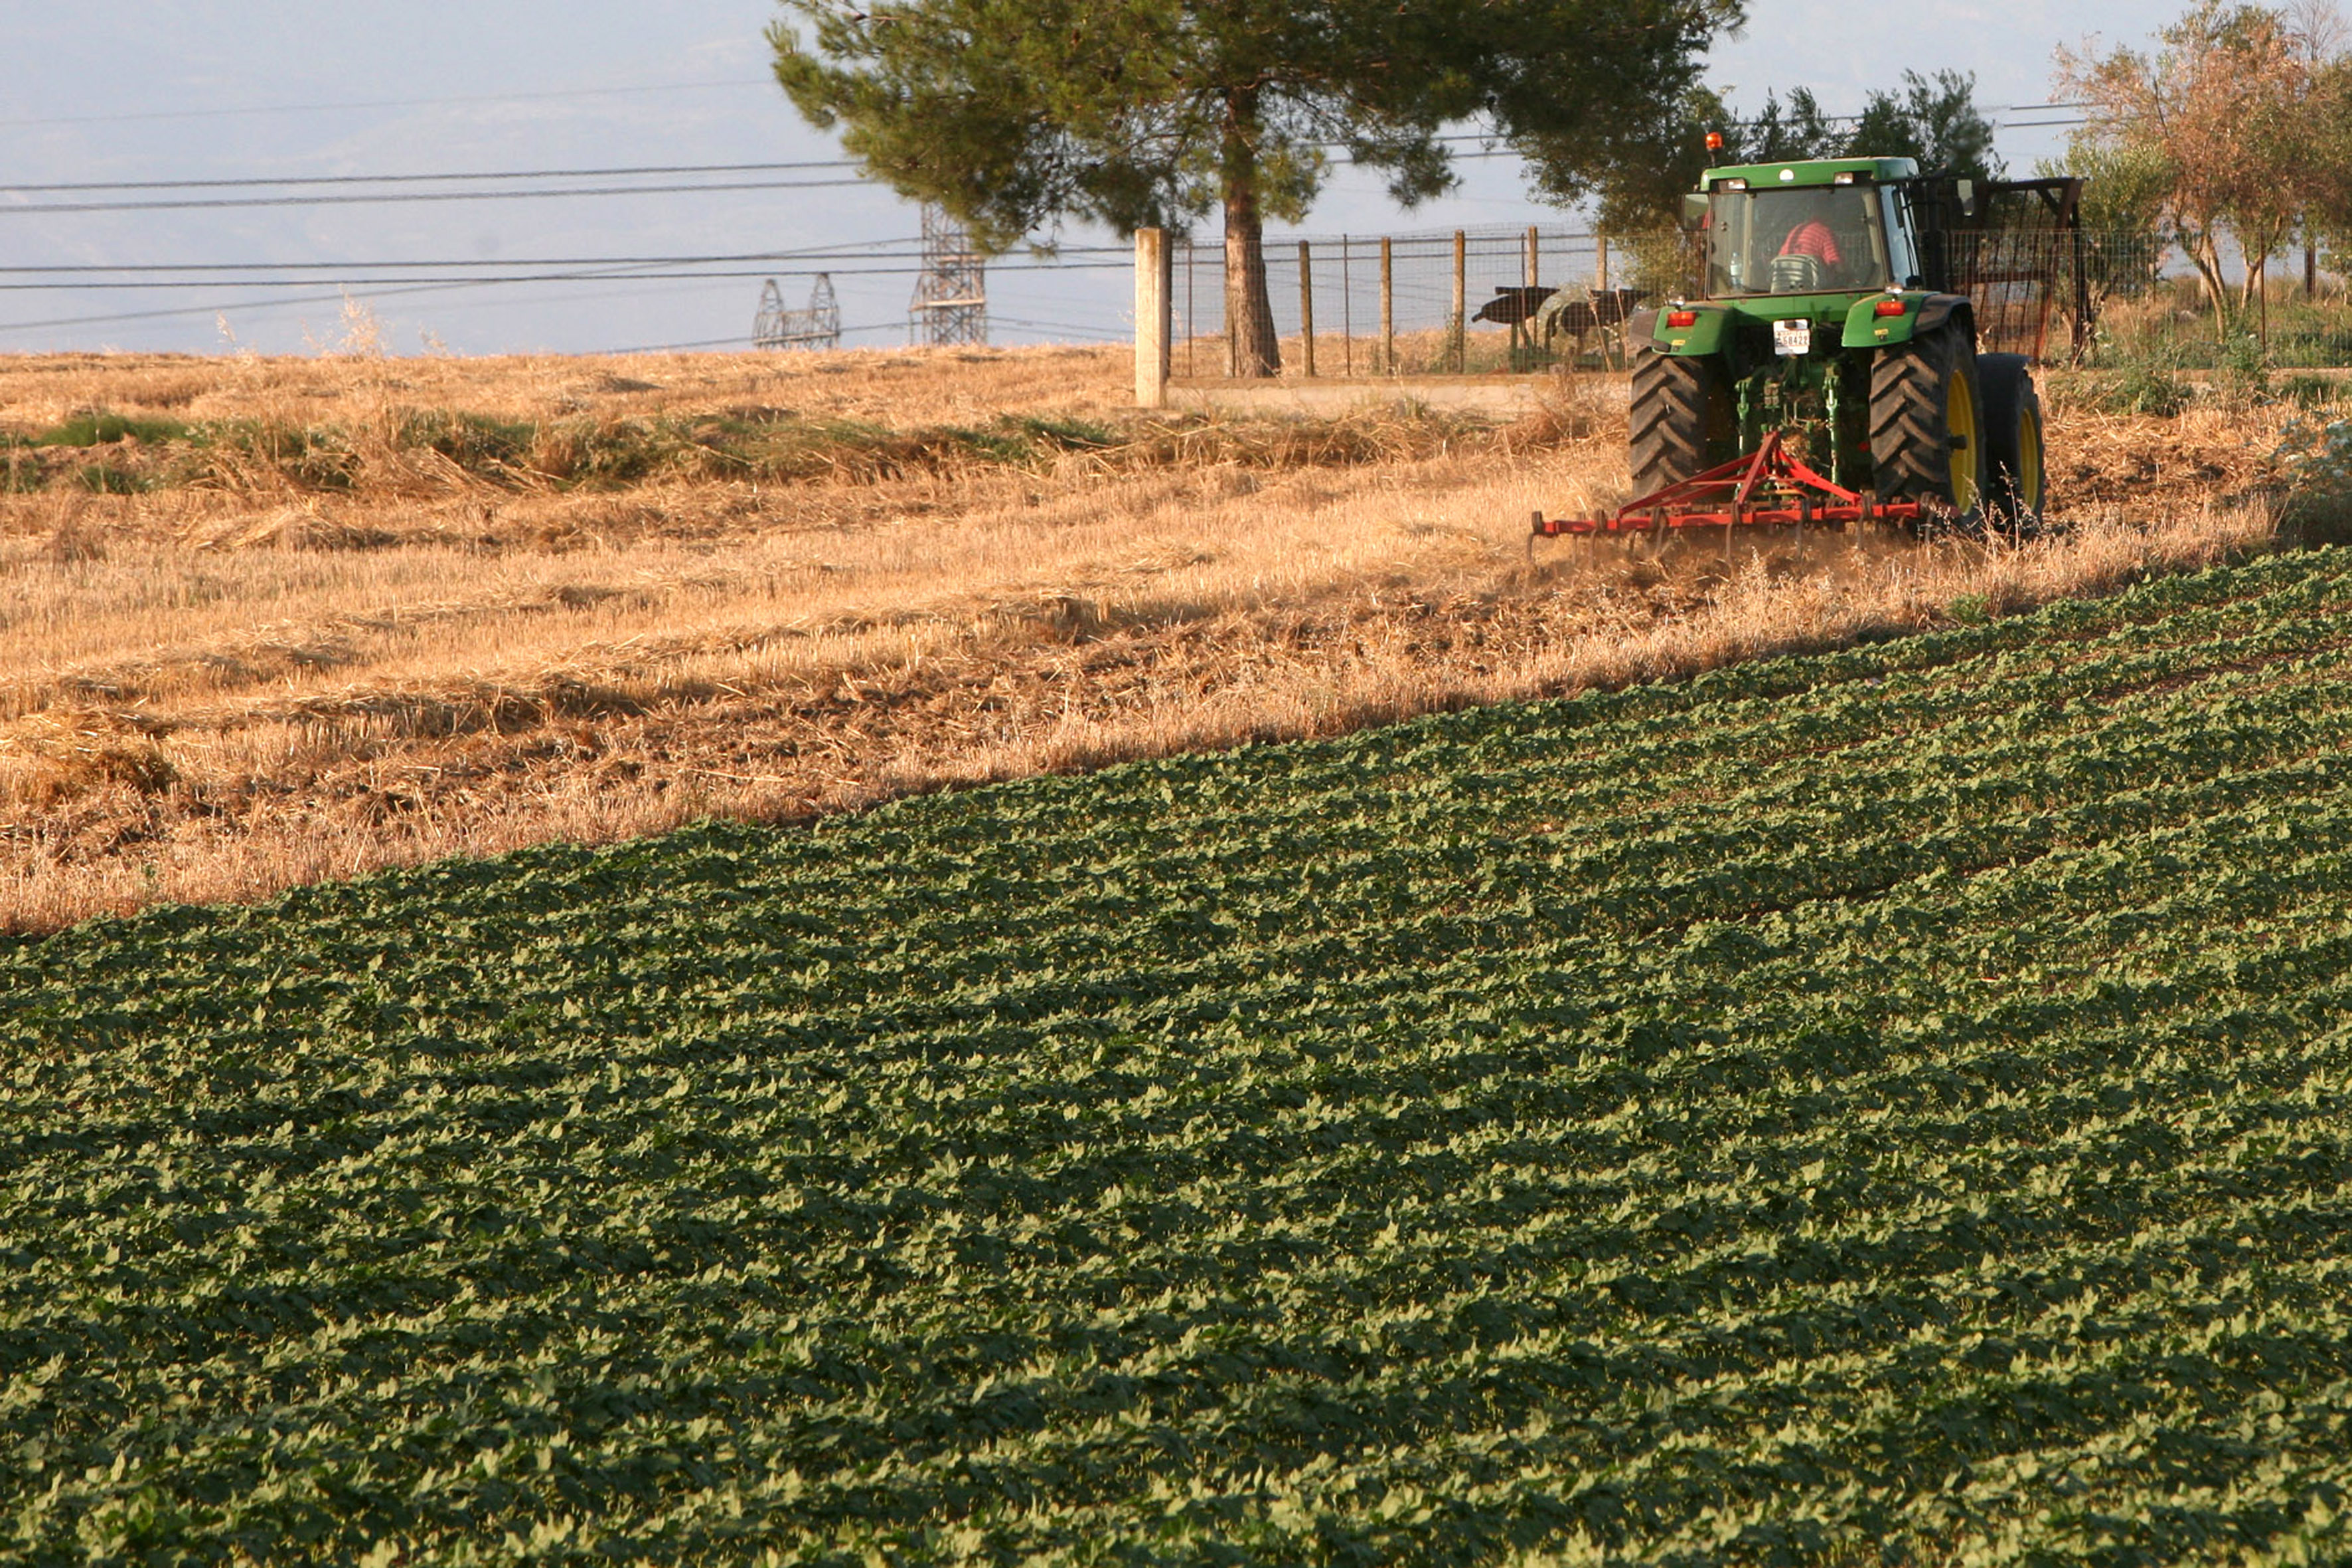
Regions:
[[2059, 1, 2332, 336]]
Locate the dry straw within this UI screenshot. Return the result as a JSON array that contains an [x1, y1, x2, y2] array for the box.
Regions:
[[0, 343, 2302, 931]]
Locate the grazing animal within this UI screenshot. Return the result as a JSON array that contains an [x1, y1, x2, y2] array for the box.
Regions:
[[1472, 285, 1557, 327], [1531, 285, 1648, 350]]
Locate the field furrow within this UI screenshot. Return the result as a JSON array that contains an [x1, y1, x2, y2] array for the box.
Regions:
[[3, 549, 2351, 1563]]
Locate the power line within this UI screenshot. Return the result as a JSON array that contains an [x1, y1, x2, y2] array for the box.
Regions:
[[0, 250, 931, 278], [597, 334, 780, 354], [0, 160, 858, 195], [0, 260, 1131, 335], [0, 264, 1128, 291], [0, 79, 776, 130], [989, 315, 1125, 340], [7, 129, 1511, 202], [0, 176, 879, 216], [601, 321, 909, 354], [0, 274, 868, 291], [0, 242, 1127, 275]]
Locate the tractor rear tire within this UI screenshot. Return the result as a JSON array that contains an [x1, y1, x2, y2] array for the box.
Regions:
[[1978, 352, 2048, 536], [1869, 323, 1986, 529], [1629, 349, 1721, 497]]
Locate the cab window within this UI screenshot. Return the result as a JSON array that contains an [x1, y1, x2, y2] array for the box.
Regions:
[[1702, 183, 1891, 297]]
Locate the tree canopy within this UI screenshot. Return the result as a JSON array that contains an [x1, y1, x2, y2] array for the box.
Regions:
[[771, 0, 1742, 375], [2059, 0, 2352, 339], [1585, 71, 2002, 232], [1847, 70, 2003, 183]]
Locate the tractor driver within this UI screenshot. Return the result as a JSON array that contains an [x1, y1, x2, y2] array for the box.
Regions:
[[1766, 202, 1853, 291], [1779, 214, 1842, 269]]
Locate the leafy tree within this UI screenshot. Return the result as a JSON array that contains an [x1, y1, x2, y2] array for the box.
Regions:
[[2041, 137, 2173, 237], [1724, 88, 1851, 164], [1578, 87, 1863, 232], [1589, 73, 1998, 232], [771, 0, 1742, 376], [1847, 70, 2003, 182], [1575, 86, 1733, 234], [2059, 1, 2330, 336], [2037, 135, 2175, 303], [2292, 3, 2352, 287]]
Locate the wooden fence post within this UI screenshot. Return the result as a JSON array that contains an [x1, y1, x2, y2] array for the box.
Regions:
[[1133, 227, 1170, 408], [1525, 226, 1539, 288], [1451, 230, 1466, 373], [1298, 240, 1316, 377], [1380, 238, 1395, 374], [1341, 236, 1354, 376]]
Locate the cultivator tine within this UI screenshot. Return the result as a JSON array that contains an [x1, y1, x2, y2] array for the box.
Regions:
[[1533, 435, 1922, 544]]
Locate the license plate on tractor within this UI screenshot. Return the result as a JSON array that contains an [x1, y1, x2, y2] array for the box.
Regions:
[[1774, 319, 1812, 356]]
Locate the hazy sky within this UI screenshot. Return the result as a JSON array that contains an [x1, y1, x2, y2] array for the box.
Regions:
[[0, 1, 2163, 357]]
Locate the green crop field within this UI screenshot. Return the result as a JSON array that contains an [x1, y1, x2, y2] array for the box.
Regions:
[[7, 548, 2352, 1567]]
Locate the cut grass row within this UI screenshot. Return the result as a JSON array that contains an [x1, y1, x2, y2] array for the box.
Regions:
[[3, 548, 2352, 1563], [0, 402, 1486, 495]]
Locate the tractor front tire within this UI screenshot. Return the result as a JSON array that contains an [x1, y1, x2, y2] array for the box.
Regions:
[[1869, 324, 1986, 529], [1629, 349, 1720, 497], [1978, 352, 2048, 536]]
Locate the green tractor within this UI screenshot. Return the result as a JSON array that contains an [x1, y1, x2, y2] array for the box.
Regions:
[[1624, 155, 2059, 534]]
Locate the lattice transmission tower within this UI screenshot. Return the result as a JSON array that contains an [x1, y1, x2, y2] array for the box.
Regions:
[[753, 274, 840, 351], [907, 204, 988, 347]]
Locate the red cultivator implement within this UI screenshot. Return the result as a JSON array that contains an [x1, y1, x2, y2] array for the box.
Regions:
[[1530, 431, 1924, 540]]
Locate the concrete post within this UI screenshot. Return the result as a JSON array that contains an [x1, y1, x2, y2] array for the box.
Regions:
[[1134, 227, 1170, 408]]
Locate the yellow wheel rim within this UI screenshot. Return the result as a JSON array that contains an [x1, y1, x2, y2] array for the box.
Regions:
[[1946, 370, 1979, 512], [2017, 404, 2043, 514]]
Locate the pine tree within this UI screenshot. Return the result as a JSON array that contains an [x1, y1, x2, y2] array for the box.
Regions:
[[771, 0, 1741, 376]]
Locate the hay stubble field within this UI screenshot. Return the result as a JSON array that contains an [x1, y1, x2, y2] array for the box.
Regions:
[[0, 343, 2289, 930]]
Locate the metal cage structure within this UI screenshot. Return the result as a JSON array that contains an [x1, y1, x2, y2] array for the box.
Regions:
[[1938, 178, 2092, 363], [753, 274, 841, 351], [908, 205, 988, 347]]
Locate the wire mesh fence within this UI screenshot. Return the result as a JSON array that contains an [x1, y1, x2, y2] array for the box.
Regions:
[[1170, 222, 2352, 378], [2075, 237, 2352, 370], [1171, 226, 1689, 379]]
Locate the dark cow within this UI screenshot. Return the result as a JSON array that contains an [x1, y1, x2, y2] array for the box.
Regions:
[[1474, 285, 1650, 362], [1472, 285, 1557, 327], [1532, 285, 1648, 348]]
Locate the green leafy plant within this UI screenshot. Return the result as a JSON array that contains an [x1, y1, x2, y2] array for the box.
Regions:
[[4, 549, 2352, 1563]]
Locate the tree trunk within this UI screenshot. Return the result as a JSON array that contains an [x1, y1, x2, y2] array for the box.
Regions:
[[2238, 230, 2283, 349], [1221, 95, 1281, 378], [2191, 233, 2231, 337], [2240, 241, 2268, 313]]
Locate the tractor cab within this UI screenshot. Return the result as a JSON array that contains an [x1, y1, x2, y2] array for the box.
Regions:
[[1691, 159, 1925, 298], [1680, 157, 1958, 301]]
